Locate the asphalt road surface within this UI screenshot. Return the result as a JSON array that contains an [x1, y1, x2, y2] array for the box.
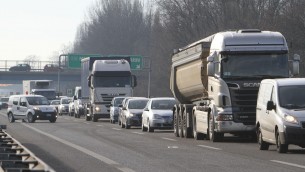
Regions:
[[0, 109, 304, 172]]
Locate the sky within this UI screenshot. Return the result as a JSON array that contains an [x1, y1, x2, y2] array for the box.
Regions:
[[0, 0, 96, 62]]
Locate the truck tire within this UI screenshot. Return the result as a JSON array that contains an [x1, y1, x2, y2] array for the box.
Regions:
[[257, 127, 269, 150], [85, 116, 91, 121], [276, 130, 288, 153], [92, 115, 98, 122], [209, 117, 222, 142], [183, 110, 192, 138], [148, 122, 154, 132], [178, 108, 184, 138], [8, 112, 15, 123], [192, 115, 204, 140], [173, 108, 179, 137]]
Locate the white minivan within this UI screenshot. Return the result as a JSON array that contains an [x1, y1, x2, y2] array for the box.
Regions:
[[256, 78, 305, 153], [7, 95, 57, 123]]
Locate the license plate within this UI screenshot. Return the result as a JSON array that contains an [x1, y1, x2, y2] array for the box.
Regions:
[[46, 114, 51, 117]]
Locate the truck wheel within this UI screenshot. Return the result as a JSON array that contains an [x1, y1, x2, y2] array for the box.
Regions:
[[209, 118, 222, 142], [258, 127, 269, 150], [178, 111, 184, 138], [8, 112, 15, 123], [173, 109, 179, 137], [85, 115, 91, 121], [125, 123, 130, 129], [27, 113, 35, 123], [276, 130, 288, 153], [193, 116, 204, 140], [183, 111, 192, 138], [92, 115, 98, 122]]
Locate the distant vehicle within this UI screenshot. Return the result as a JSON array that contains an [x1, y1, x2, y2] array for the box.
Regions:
[[9, 64, 31, 72], [43, 64, 62, 72], [256, 78, 305, 153], [69, 101, 75, 116], [142, 97, 176, 132], [58, 98, 71, 116], [23, 80, 56, 101], [0, 97, 9, 109], [121, 98, 149, 129], [50, 100, 60, 112], [7, 95, 57, 123], [118, 97, 145, 125], [72, 86, 83, 118], [109, 97, 125, 124]]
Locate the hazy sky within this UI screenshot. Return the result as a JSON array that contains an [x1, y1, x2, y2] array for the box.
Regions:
[[0, 0, 96, 62]]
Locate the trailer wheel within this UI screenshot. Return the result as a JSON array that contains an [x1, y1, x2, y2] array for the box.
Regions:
[[173, 108, 179, 137], [178, 109, 184, 138], [183, 110, 192, 138]]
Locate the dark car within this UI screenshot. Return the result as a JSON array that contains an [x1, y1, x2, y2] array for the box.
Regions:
[[43, 64, 62, 72], [9, 64, 31, 72], [0, 97, 9, 109]]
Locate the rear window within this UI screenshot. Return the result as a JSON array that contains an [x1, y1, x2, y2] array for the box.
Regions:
[[0, 97, 9, 102]]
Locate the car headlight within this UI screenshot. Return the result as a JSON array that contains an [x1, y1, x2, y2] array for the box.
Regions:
[[216, 114, 233, 121], [33, 107, 40, 110], [153, 114, 162, 119], [95, 106, 101, 112], [284, 114, 298, 124]]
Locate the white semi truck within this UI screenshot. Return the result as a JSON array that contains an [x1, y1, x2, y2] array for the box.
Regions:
[[81, 57, 137, 122], [23, 80, 57, 101], [170, 29, 300, 142]]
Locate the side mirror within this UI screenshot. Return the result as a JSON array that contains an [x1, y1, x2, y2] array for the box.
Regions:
[[118, 104, 123, 108], [144, 107, 149, 111], [267, 101, 275, 111], [291, 54, 300, 76], [131, 75, 137, 87]]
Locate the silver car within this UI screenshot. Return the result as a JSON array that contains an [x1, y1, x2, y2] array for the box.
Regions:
[[110, 97, 125, 124], [58, 98, 71, 116], [142, 97, 176, 132], [121, 98, 149, 129]]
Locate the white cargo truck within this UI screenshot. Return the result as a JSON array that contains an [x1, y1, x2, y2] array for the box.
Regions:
[[170, 29, 300, 142], [23, 80, 57, 101], [81, 57, 137, 122]]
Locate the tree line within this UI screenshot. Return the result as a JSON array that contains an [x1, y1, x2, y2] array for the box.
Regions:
[[72, 0, 305, 97]]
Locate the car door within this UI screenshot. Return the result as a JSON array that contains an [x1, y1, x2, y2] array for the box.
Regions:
[[265, 85, 277, 142], [19, 97, 28, 119]]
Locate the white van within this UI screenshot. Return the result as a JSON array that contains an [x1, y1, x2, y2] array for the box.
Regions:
[[256, 78, 305, 153], [7, 95, 57, 123]]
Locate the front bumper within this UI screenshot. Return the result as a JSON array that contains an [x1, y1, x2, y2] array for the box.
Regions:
[[281, 126, 305, 147], [127, 117, 142, 126], [216, 121, 255, 133], [34, 110, 57, 120], [151, 118, 173, 129]]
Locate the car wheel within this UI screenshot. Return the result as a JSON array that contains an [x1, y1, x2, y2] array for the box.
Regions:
[[49, 118, 56, 123], [85, 115, 91, 121], [142, 122, 147, 132], [258, 127, 269, 150], [92, 115, 98, 122], [8, 112, 15, 123], [27, 113, 35, 123], [125, 122, 130, 129], [276, 130, 288, 153], [148, 122, 154, 132], [121, 119, 125, 128]]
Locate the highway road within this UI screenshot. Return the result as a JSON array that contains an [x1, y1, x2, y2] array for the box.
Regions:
[[0, 109, 304, 172]]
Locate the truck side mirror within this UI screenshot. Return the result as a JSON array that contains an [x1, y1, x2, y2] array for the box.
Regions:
[[266, 101, 275, 111], [207, 52, 216, 76], [292, 54, 300, 75], [87, 75, 92, 87], [131, 75, 137, 87]]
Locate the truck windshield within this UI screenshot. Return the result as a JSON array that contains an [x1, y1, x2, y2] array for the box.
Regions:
[[26, 97, 50, 105], [279, 85, 305, 109], [93, 76, 131, 87], [221, 54, 289, 78], [34, 91, 56, 100]]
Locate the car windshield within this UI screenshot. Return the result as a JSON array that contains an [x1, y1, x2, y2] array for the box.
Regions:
[[26, 97, 50, 105], [128, 99, 148, 109], [279, 85, 305, 109], [151, 99, 176, 110], [114, 98, 125, 106], [61, 99, 70, 104]]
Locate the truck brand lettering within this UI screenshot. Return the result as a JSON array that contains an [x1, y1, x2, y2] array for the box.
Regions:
[[243, 83, 260, 87]]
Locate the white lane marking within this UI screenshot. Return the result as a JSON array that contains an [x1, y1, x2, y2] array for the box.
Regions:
[[167, 146, 179, 149], [271, 160, 305, 169], [21, 123, 135, 172], [161, 137, 177, 142], [197, 145, 222, 150], [84, 122, 90, 124], [112, 128, 121, 131], [132, 132, 144, 135], [97, 125, 103, 127]]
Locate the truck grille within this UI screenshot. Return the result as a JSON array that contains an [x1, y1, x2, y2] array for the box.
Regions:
[[229, 87, 258, 125]]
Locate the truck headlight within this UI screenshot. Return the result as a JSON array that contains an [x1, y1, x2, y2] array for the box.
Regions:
[[284, 114, 298, 124], [216, 114, 233, 121], [95, 106, 101, 112]]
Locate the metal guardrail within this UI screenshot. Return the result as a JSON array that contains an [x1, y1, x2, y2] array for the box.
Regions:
[[0, 127, 55, 172]]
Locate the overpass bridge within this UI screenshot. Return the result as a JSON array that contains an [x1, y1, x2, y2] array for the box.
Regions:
[[0, 70, 80, 97]]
